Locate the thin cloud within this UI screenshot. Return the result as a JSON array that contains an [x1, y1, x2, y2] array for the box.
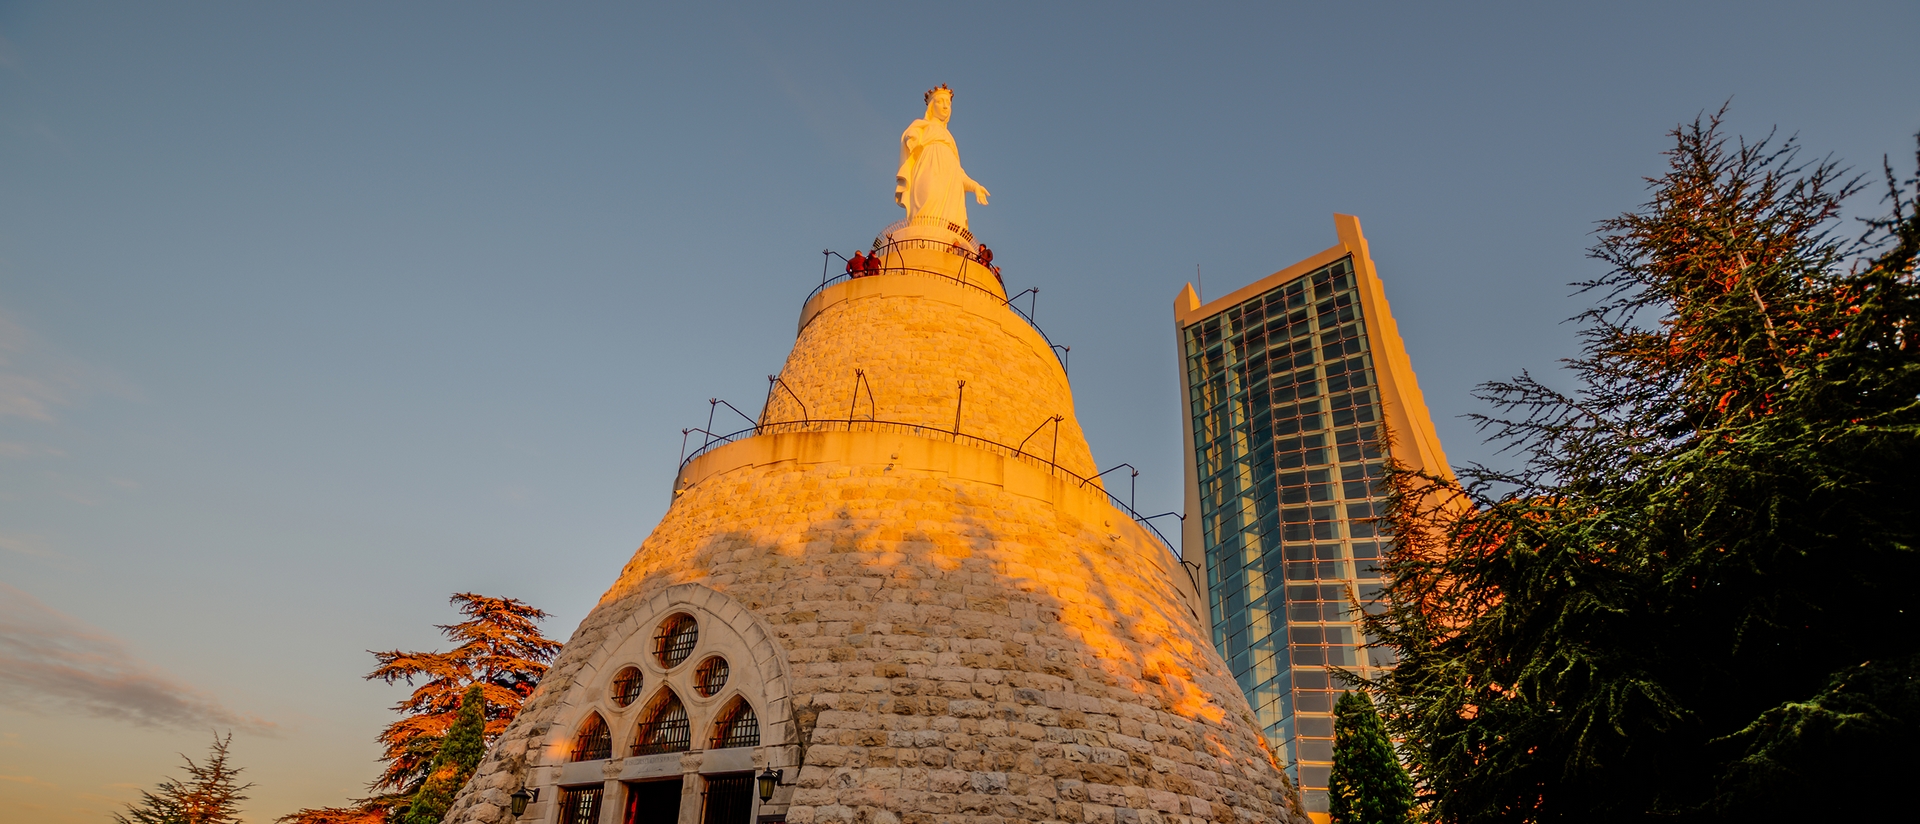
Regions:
[[0, 310, 63, 420], [0, 584, 276, 735], [0, 775, 57, 788], [0, 372, 65, 421], [0, 305, 136, 423], [0, 441, 66, 458], [0, 533, 84, 573], [0, 533, 58, 559]]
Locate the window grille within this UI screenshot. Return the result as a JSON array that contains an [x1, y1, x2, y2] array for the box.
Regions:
[[653, 614, 699, 668], [693, 656, 729, 697], [610, 666, 644, 707], [709, 699, 760, 749], [558, 786, 602, 824], [570, 712, 611, 761], [631, 690, 691, 756], [701, 773, 754, 824]]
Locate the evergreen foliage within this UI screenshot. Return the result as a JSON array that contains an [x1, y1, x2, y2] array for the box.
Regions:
[[365, 592, 560, 794], [277, 592, 557, 824], [1330, 691, 1415, 824], [1365, 110, 1920, 822], [273, 808, 388, 824], [398, 685, 487, 824], [114, 733, 253, 824]]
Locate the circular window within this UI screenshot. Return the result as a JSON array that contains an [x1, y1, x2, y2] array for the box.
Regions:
[[610, 666, 643, 707], [653, 613, 698, 669], [693, 656, 730, 697]]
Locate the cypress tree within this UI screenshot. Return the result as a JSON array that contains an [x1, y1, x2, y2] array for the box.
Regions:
[[1330, 691, 1415, 824], [400, 685, 487, 824]]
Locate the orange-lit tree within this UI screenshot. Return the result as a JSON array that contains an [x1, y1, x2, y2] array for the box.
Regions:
[[1364, 111, 1920, 822], [278, 593, 560, 824], [397, 685, 488, 824], [116, 733, 253, 824], [365, 592, 561, 794]]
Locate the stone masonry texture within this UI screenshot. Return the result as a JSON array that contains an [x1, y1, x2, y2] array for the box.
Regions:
[[762, 276, 1098, 478], [443, 266, 1307, 824]]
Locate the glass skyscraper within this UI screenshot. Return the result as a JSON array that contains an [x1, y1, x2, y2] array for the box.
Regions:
[[1174, 215, 1450, 820]]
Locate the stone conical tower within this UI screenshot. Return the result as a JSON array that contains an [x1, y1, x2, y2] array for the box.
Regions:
[[443, 236, 1306, 824]]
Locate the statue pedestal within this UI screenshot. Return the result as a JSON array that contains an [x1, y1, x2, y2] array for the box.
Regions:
[[870, 218, 1002, 300], [879, 215, 977, 252]]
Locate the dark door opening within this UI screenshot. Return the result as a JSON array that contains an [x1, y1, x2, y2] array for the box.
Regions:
[[701, 773, 754, 824], [623, 778, 683, 824]]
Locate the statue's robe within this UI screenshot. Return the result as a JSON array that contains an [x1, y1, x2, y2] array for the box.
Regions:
[[896, 118, 970, 230]]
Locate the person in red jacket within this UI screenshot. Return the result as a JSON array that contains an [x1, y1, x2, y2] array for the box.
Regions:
[[864, 251, 882, 275], [847, 251, 866, 277]]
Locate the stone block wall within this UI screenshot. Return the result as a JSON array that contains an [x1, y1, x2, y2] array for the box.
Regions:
[[445, 442, 1305, 824], [442, 250, 1304, 824], [761, 274, 1097, 478]]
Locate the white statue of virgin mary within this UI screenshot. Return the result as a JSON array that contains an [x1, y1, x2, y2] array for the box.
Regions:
[[895, 84, 990, 232]]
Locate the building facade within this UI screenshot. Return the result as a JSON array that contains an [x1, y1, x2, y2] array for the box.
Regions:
[[444, 226, 1308, 824], [1174, 215, 1450, 819]]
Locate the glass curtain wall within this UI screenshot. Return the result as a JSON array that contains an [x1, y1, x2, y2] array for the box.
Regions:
[[1182, 256, 1397, 814]]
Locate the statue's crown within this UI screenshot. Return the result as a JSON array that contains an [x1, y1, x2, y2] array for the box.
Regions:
[[924, 83, 953, 104]]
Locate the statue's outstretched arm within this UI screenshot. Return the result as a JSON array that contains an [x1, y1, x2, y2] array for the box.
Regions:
[[965, 175, 991, 206]]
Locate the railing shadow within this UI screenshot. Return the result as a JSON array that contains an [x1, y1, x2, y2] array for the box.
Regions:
[[815, 246, 1062, 370], [678, 417, 1186, 567]]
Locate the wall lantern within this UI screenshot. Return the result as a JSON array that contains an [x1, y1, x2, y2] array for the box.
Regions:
[[756, 768, 784, 803], [509, 787, 539, 816]]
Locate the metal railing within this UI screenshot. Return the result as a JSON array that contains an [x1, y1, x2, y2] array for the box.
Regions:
[[676, 416, 1185, 563], [875, 214, 980, 248], [666, 248, 1202, 598], [815, 246, 1062, 371]]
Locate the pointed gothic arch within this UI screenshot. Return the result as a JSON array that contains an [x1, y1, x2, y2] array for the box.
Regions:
[[569, 711, 611, 762], [630, 688, 691, 756], [506, 584, 797, 822], [708, 696, 760, 750]]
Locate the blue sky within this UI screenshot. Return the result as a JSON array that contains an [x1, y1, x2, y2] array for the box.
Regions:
[[1, 2, 1915, 821]]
